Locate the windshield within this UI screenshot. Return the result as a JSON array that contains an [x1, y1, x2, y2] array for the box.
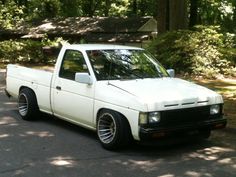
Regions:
[[86, 49, 169, 80]]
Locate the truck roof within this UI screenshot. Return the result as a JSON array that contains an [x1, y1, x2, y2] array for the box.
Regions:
[[63, 44, 143, 51]]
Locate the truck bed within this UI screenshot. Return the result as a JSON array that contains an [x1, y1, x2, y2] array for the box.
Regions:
[[6, 64, 53, 114]]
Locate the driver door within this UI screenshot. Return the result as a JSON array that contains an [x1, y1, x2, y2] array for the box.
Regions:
[[52, 49, 95, 127]]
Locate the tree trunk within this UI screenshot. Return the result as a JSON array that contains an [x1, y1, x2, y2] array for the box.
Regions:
[[169, 0, 187, 31], [157, 0, 168, 34], [132, 0, 137, 15], [233, 2, 236, 30], [189, 0, 198, 28], [104, 0, 111, 16]]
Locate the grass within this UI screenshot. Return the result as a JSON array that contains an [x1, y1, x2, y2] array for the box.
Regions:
[[193, 78, 236, 129]]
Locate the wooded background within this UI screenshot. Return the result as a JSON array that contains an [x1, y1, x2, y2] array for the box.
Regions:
[[1, 0, 236, 33], [0, 0, 236, 78]]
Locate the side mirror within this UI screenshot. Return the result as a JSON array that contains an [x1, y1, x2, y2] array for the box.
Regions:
[[75, 73, 93, 85], [167, 69, 175, 78]]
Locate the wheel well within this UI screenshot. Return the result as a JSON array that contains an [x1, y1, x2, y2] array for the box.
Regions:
[[19, 86, 39, 105], [19, 86, 30, 93], [96, 108, 132, 132], [19, 86, 34, 94]]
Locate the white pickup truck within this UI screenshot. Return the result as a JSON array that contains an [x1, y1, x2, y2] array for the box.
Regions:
[[5, 44, 227, 149]]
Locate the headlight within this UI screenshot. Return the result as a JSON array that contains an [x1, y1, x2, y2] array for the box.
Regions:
[[139, 113, 148, 125], [210, 105, 220, 115], [148, 112, 161, 123], [139, 112, 161, 125]]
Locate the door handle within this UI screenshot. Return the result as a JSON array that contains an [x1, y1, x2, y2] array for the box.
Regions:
[[56, 86, 61, 90]]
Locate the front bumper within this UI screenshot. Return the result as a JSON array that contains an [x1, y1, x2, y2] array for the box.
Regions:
[[139, 117, 227, 141]]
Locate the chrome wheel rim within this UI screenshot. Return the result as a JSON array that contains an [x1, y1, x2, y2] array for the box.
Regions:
[[98, 113, 116, 144], [18, 93, 28, 116]]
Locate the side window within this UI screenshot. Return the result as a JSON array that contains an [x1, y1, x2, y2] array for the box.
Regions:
[[87, 50, 111, 80], [59, 50, 89, 80]]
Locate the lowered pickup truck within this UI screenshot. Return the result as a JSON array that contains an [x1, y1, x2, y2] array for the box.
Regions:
[[5, 44, 227, 149]]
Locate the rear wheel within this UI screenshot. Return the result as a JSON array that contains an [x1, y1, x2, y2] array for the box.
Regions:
[[97, 110, 131, 150], [18, 88, 39, 120]]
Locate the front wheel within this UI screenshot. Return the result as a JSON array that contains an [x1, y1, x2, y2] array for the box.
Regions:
[[97, 110, 131, 150], [18, 88, 39, 120]]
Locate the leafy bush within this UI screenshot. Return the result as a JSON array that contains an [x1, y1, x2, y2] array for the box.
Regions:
[[0, 37, 64, 64], [0, 1, 24, 29], [147, 26, 236, 78]]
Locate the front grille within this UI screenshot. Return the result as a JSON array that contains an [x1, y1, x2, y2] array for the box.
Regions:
[[159, 106, 211, 127]]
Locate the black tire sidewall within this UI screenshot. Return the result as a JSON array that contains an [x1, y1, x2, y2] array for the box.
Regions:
[[97, 109, 130, 150], [18, 88, 38, 120]]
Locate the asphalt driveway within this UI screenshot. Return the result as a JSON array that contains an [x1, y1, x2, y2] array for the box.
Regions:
[[0, 70, 236, 177]]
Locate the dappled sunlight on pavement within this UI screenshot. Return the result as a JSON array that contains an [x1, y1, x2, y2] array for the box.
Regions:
[[19, 131, 55, 138], [110, 141, 236, 176], [50, 156, 77, 167], [0, 134, 10, 138], [0, 116, 18, 125], [188, 146, 234, 161]]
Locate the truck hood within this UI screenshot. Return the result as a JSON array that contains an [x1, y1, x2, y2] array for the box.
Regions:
[[108, 78, 223, 111]]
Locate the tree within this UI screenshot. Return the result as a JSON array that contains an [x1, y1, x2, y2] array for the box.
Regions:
[[157, 0, 187, 33], [233, 2, 236, 31], [157, 0, 168, 34], [81, 0, 100, 17], [104, 0, 112, 16], [169, 0, 187, 30], [60, 0, 82, 17], [189, 0, 198, 27], [0, 0, 235, 33]]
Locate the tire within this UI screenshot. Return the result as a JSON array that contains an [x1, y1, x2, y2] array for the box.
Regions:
[[97, 110, 132, 150], [18, 88, 39, 120]]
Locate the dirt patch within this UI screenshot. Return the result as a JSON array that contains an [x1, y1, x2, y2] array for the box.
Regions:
[[194, 78, 236, 129]]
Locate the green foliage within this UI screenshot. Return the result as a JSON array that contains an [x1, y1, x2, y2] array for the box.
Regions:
[[0, 0, 235, 33], [0, 1, 24, 29], [0, 37, 64, 64], [26, 0, 62, 20], [0, 0, 159, 22], [198, 0, 236, 32], [147, 26, 236, 78], [109, 0, 130, 16], [60, 0, 83, 17]]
